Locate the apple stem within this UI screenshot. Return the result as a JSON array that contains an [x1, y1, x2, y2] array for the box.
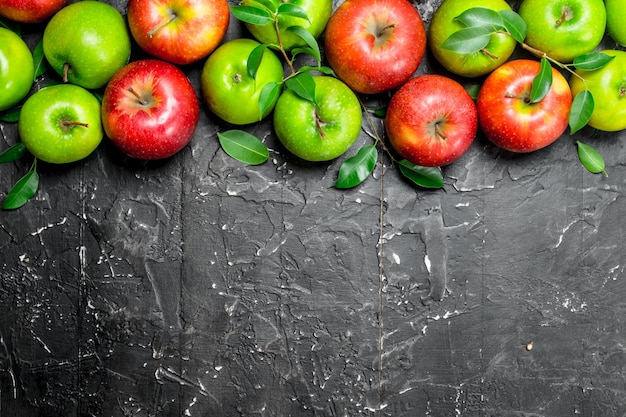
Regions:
[[148, 10, 177, 38], [128, 87, 148, 105], [61, 120, 89, 130], [505, 92, 531, 104], [63, 62, 70, 83], [435, 123, 447, 140], [480, 48, 499, 60], [315, 111, 326, 140], [377, 24, 395, 38], [555, 6, 573, 26]]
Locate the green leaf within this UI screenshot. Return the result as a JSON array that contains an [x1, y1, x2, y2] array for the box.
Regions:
[[3, 168, 39, 210], [530, 57, 552, 104], [0, 106, 21, 122], [285, 71, 317, 105], [499, 9, 527, 43], [0, 142, 27, 164], [440, 26, 491, 54], [0, 17, 20, 34], [230, 5, 273, 25], [258, 81, 282, 119], [286, 25, 320, 62], [217, 130, 269, 165], [298, 65, 336, 76], [291, 46, 321, 63], [464, 83, 481, 100], [247, 43, 267, 80], [333, 145, 378, 189], [277, 3, 309, 21], [367, 106, 386, 118], [248, 0, 277, 13], [455, 7, 503, 29], [92, 91, 104, 103], [33, 39, 48, 79], [569, 90, 594, 135], [573, 52, 615, 71], [576, 141, 606, 176], [398, 160, 444, 189]]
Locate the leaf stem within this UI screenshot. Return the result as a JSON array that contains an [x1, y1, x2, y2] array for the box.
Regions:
[[274, 16, 296, 75], [518, 41, 584, 82]]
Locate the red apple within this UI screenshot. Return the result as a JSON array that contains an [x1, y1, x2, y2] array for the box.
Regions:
[[0, 0, 67, 23], [127, 0, 229, 65], [101, 59, 200, 160], [385, 74, 477, 167], [477, 59, 572, 153], [323, 0, 427, 95]]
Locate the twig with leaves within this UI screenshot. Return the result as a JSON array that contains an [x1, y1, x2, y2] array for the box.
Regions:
[[440, 6, 609, 176], [227, 1, 445, 190]]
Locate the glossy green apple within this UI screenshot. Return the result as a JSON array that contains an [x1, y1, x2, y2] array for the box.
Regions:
[[518, 0, 606, 63], [19, 84, 103, 164], [0, 28, 34, 112], [42, 1, 131, 89], [569, 50, 626, 132], [429, 0, 517, 78], [606, 0, 626, 46], [273, 75, 362, 162], [240, 0, 332, 51], [201, 38, 284, 125]]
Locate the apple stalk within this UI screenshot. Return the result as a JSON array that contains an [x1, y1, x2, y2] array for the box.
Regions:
[[127, 87, 150, 106], [147, 10, 177, 38], [518, 41, 585, 82], [61, 120, 89, 130]]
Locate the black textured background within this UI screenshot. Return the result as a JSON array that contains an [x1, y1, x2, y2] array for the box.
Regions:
[[2, 0, 626, 416]]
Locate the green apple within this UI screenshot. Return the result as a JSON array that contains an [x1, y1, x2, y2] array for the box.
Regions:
[[606, 0, 626, 46], [201, 38, 284, 125], [569, 50, 626, 132], [273, 75, 362, 162], [19, 84, 103, 164], [518, 0, 606, 63], [42, 1, 131, 89], [429, 0, 517, 78], [240, 0, 332, 51], [0, 28, 34, 112]]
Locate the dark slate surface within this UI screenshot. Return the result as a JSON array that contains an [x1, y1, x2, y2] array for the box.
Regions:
[[2, 0, 626, 416]]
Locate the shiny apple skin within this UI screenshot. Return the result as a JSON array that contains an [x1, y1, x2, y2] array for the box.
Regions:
[[127, 0, 229, 65], [569, 49, 626, 132], [477, 59, 573, 153], [0, 0, 68, 23], [386, 74, 477, 167], [101, 59, 200, 160], [324, 0, 427, 95]]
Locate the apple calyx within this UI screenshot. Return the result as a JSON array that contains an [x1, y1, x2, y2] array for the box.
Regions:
[[147, 9, 177, 38], [620, 85, 626, 97], [555, 6, 574, 26]]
